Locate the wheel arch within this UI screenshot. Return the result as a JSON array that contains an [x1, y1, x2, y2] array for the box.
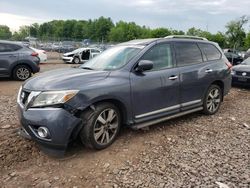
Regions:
[[210, 80, 224, 101], [91, 98, 128, 125]]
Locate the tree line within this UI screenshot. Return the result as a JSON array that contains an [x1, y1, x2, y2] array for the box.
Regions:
[[0, 16, 249, 49]]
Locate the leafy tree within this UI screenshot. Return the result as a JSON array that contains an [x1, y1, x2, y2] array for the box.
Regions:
[[109, 21, 143, 42], [150, 28, 172, 38], [0, 25, 12, 39], [93, 17, 114, 42], [244, 32, 250, 50], [225, 16, 248, 48], [30, 23, 39, 37], [211, 32, 227, 48]]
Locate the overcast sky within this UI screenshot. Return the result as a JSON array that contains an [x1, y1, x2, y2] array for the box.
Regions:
[[0, 0, 249, 33]]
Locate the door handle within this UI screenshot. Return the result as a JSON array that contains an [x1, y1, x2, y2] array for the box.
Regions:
[[168, 75, 178, 80], [205, 69, 213, 73]]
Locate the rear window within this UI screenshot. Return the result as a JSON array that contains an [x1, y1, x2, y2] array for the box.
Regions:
[[175, 42, 203, 66], [0, 43, 22, 52], [199, 43, 221, 61]]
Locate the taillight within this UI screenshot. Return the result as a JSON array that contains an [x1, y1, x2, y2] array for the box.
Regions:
[[225, 61, 232, 70], [31, 52, 38, 56]]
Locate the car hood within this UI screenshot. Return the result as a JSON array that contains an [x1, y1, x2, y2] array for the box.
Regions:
[[233, 65, 250, 72], [23, 68, 110, 91], [63, 52, 75, 56]]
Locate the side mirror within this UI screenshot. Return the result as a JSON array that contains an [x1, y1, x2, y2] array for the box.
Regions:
[[136, 60, 153, 72]]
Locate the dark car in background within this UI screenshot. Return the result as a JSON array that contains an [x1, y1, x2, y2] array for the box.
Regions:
[[17, 36, 232, 155], [0, 40, 40, 80], [232, 57, 250, 86], [224, 51, 243, 66]]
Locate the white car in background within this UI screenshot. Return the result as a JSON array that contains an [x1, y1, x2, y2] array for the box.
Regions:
[[62, 47, 102, 64], [30, 47, 47, 63]]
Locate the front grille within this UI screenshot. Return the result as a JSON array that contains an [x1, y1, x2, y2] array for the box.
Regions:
[[236, 71, 250, 77]]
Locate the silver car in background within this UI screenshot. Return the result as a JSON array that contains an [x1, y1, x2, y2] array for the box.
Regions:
[[62, 47, 102, 64]]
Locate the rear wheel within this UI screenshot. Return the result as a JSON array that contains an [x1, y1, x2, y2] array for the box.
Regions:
[[80, 103, 121, 149], [13, 65, 32, 81], [203, 84, 222, 115]]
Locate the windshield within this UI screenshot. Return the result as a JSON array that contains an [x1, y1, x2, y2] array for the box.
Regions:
[[80, 46, 142, 71], [242, 57, 250, 65]]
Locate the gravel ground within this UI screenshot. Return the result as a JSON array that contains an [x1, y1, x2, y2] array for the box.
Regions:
[[0, 59, 249, 187]]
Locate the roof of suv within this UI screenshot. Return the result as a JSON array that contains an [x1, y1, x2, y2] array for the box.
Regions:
[[0, 40, 24, 46], [119, 36, 214, 47]]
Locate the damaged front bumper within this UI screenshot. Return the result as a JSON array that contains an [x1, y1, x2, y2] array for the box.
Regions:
[[17, 103, 82, 156]]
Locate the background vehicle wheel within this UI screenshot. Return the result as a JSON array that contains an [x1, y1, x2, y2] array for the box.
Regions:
[[80, 103, 121, 150], [203, 84, 222, 115], [73, 57, 80, 64], [13, 65, 32, 81]]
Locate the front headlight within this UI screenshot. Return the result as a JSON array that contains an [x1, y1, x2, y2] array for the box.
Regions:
[[31, 90, 79, 107], [231, 70, 236, 75]]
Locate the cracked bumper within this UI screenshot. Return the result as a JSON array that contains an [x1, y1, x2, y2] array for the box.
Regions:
[[17, 104, 82, 156]]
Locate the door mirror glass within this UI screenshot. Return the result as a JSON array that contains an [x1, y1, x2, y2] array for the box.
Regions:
[[136, 60, 153, 72]]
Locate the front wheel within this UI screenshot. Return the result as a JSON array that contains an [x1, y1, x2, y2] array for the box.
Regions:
[[80, 103, 121, 150], [203, 85, 222, 115], [73, 57, 80, 64]]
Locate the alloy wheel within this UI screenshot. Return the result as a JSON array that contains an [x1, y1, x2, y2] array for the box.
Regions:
[[94, 108, 118, 145], [206, 88, 221, 113], [16, 67, 30, 80]]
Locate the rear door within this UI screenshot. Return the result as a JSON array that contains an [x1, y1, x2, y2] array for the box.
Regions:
[[0, 43, 20, 76], [174, 41, 210, 110], [130, 42, 180, 122]]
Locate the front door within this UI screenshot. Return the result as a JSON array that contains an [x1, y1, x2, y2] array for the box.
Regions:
[[130, 42, 180, 122]]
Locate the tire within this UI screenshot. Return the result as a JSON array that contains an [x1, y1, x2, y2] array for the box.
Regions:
[[13, 65, 32, 81], [80, 103, 121, 150], [203, 84, 222, 115], [72, 57, 80, 64]]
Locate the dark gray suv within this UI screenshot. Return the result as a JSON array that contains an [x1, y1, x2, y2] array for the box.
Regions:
[[17, 36, 232, 155], [0, 40, 40, 80]]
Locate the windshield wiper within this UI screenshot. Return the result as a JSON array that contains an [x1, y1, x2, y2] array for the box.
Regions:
[[81, 67, 94, 70]]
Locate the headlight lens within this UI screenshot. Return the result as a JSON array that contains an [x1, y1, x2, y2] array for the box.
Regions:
[[231, 70, 236, 75], [31, 90, 79, 107]]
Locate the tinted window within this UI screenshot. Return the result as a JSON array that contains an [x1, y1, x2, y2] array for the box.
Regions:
[[141, 43, 173, 70], [0, 43, 22, 52], [199, 43, 221, 61], [175, 42, 203, 66]]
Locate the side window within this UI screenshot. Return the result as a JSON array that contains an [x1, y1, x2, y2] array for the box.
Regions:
[[199, 43, 221, 61], [175, 42, 203, 66], [0, 43, 21, 52], [141, 43, 173, 71], [9, 44, 22, 51], [0, 43, 10, 52]]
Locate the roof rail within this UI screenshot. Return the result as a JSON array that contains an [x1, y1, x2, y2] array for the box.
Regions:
[[164, 35, 208, 41]]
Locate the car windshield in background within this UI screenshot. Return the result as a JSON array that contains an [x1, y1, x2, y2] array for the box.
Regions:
[[80, 46, 142, 71], [242, 57, 250, 65]]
